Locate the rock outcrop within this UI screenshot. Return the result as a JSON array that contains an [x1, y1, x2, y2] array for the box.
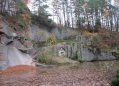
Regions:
[[39, 36, 116, 61], [29, 25, 78, 42], [0, 15, 36, 70]]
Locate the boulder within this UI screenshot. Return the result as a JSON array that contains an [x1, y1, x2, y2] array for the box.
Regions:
[[9, 39, 24, 48], [25, 40, 33, 48], [1, 35, 13, 45], [18, 47, 36, 56], [11, 25, 24, 33]]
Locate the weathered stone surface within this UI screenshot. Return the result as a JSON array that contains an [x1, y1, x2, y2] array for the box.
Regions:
[[67, 45, 71, 58], [36, 63, 54, 68], [51, 28, 61, 39], [12, 25, 24, 33], [0, 44, 8, 70], [46, 65, 53, 68], [18, 47, 36, 56], [30, 25, 50, 42], [97, 51, 116, 60], [32, 54, 38, 60], [25, 40, 33, 48], [1, 35, 13, 45], [80, 45, 96, 61], [53, 46, 56, 56], [8, 47, 34, 66], [80, 35, 87, 44], [0, 44, 35, 70], [0, 61, 7, 70], [2, 26, 18, 37], [0, 17, 38, 70], [76, 36, 79, 41], [43, 42, 117, 62], [30, 26, 77, 42], [27, 48, 36, 56], [35, 63, 45, 68], [72, 43, 78, 57], [78, 44, 116, 61], [10, 39, 24, 48]]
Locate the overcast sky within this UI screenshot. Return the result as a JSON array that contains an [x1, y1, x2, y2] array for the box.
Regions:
[[27, 0, 55, 21], [28, 0, 53, 13], [27, 0, 115, 24]]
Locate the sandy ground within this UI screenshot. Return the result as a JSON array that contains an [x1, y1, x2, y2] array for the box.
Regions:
[[0, 61, 117, 86]]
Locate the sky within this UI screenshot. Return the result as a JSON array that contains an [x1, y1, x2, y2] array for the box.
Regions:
[[27, 0, 53, 14], [27, 0, 55, 21], [27, 0, 116, 24]]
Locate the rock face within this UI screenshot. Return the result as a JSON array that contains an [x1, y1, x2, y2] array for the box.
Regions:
[[29, 26, 79, 42], [39, 36, 116, 61], [52, 28, 76, 39], [0, 15, 36, 70], [0, 44, 35, 70], [77, 44, 116, 61]]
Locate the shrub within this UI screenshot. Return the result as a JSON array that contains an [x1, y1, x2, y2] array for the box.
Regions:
[[69, 31, 78, 39], [83, 31, 91, 38], [46, 33, 56, 46], [37, 50, 58, 65], [111, 69, 119, 86], [78, 58, 84, 63]]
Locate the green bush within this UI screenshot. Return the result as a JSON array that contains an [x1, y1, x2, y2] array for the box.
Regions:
[[78, 58, 84, 63], [37, 51, 58, 65], [111, 69, 119, 86], [46, 33, 56, 46], [69, 31, 78, 39]]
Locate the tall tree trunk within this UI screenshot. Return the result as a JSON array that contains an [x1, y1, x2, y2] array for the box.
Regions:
[[3, 0, 6, 16], [71, 7, 73, 28], [1, 0, 3, 14], [63, 4, 66, 27]]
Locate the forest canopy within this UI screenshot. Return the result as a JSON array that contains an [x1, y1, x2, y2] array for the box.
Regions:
[[0, 0, 55, 28]]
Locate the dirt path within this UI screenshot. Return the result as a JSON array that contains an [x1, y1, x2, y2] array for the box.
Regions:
[[0, 61, 119, 86]]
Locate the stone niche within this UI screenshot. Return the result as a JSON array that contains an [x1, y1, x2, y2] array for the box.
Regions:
[[59, 47, 66, 57]]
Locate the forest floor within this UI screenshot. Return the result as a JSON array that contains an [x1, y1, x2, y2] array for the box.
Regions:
[[1, 60, 119, 86]]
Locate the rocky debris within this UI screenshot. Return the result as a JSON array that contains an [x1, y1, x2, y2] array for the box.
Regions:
[[36, 63, 54, 68]]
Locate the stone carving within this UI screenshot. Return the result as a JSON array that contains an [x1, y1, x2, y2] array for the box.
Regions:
[[59, 47, 66, 57]]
